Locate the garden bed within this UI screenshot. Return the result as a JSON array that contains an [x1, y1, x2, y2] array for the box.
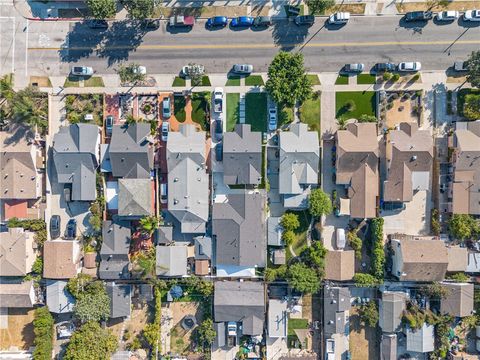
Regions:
[[191, 92, 210, 130], [65, 94, 104, 126], [138, 95, 158, 121], [335, 91, 375, 121], [174, 95, 187, 122]]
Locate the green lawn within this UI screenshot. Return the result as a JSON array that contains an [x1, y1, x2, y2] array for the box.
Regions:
[[288, 318, 309, 336], [307, 74, 320, 85], [226, 93, 240, 131], [335, 91, 376, 121], [245, 75, 264, 86], [226, 76, 241, 86], [174, 95, 186, 122], [172, 76, 186, 87], [193, 76, 211, 87], [335, 75, 349, 85], [457, 88, 480, 117], [299, 93, 320, 134], [191, 92, 209, 130], [286, 210, 312, 261], [278, 105, 294, 128], [245, 92, 268, 132], [357, 74, 376, 85], [64, 76, 104, 87]]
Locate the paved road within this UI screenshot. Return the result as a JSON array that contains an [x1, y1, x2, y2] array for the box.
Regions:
[[6, 14, 480, 77]]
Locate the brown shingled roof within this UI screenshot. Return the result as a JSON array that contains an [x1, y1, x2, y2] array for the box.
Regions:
[[324, 250, 355, 281], [43, 240, 82, 279]]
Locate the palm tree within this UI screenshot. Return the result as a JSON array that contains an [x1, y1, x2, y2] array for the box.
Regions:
[[139, 215, 160, 235], [12, 87, 48, 130], [336, 118, 348, 130]]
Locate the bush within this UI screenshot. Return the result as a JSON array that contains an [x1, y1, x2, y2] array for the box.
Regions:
[[383, 72, 393, 81], [282, 230, 295, 246], [431, 209, 441, 236], [287, 263, 320, 294], [344, 99, 356, 112], [143, 286, 162, 352], [33, 307, 54, 360], [353, 273, 379, 287], [308, 188, 333, 217], [347, 231, 362, 259], [32, 256, 43, 274], [412, 73, 420, 82], [369, 218, 385, 281], [64, 321, 117, 360], [463, 94, 480, 120], [447, 272, 470, 282], [358, 114, 377, 123], [392, 74, 400, 82], [280, 213, 300, 232], [359, 301, 379, 328]]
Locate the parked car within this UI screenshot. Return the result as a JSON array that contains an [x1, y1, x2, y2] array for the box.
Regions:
[[344, 63, 365, 73], [181, 64, 205, 78], [160, 183, 168, 204], [294, 15, 315, 26], [268, 107, 277, 131], [215, 142, 223, 162], [454, 61, 469, 72], [141, 19, 160, 30], [231, 16, 254, 27], [132, 65, 146, 75], [215, 119, 223, 141], [168, 15, 195, 28], [161, 121, 169, 142], [253, 16, 272, 27], [162, 97, 171, 119], [65, 219, 77, 240], [375, 63, 396, 72], [213, 88, 224, 113], [206, 16, 228, 28], [328, 12, 350, 24], [50, 215, 61, 239], [70, 66, 93, 76], [86, 20, 108, 29], [404, 11, 433, 21], [436, 10, 459, 21], [464, 9, 480, 21], [233, 64, 253, 74], [105, 115, 114, 135], [398, 61, 421, 72], [57, 321, 75, 340]]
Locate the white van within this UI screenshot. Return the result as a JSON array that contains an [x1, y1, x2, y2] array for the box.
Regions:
[[328, 12, 350, 25], [160, 183, 168, 204], [336, 228, 346, 250]]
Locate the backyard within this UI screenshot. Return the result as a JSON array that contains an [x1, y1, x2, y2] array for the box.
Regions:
[[299, 93, 321, 134], [245, 92, 268, 132], [349, 307, 380, 360], [226, 93, 240, 131], [169, 302, 205, 355], [0, 308, 35, 351], [335, 91, 376, 121], [65, 93, 104, 126], [107, 305, 152, 352], [286, 210, 312, 260]]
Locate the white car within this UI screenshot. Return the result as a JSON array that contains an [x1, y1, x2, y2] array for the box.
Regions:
[[464, 9, 480, 21], [328, 12, 350, 25], [161, 121, 169, 142], [233, 64, 253, 74], [70, 66, 93, 76], [132, 65, 146, 75], [436, 10, 459, 21], [398, 62, 421, 72], [268, 107, 277, 131], [182, 64, 205, 77]]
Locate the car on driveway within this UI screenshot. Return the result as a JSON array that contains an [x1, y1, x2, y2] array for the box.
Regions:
[[233, 64, 253, 74], [404, 11, 433, 21], [71, 66, 93, 76], [344, 63, 365, 73], [328, 12, 350, 24], [206, 16, 228, 28], [215, 143, 223, 161], [86, 20, 108, 29], [375, 63, 396, 72], [253, 16, 272, 27], [215, 119, 223, 141], [162, 97, 171, 119], [105, 115, 114, 135], [50, 215, 61, 239], [398, 61, 421, 72], [268, 107, 277, 131], [294, 15, 315, 26], [161, 121, 169, 142], [65, 219, 77, 240], [436, 10, 459, 21], [231, 16, 254, 27], [464, 9, 480, 21]]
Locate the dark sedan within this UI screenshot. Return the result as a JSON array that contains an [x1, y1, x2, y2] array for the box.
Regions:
[[404, 11, 433, 21], [375, 63, 396, 72], [231, 16, 254, 27], [206, 16, 228, 28]]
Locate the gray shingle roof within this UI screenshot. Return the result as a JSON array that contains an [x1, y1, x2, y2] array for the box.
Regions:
[[213, 191, 266, 268], [0, 279, 35, 308], [107, 283, 131, 318], [267, 217, 283, 247], [167, 125, 208, 234], [156, 245, 188, 277], [99, 220, 131, 280], [268, 299, 288, 338], [279, 123, 319, 195], [323, 286, 350, 337], [223, 124, 262, 185], [440, 283, 474, 317], [194, 235, 212, 260], [117, 178, 152, 218], [214, 281, 265, 336], [46, 280, 75, 314], [109, 123, 154, 178], [52, 124, 99, 201], [379, 291, 406, 333]]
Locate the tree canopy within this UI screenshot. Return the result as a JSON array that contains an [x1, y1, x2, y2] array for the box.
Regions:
[[467, 50, 480, 88], [308, 189, 332, 217], [117, 63, 147, 84], [196, 318, 217, 349], [33, 307, 54, 360], [265, 52, 313, 108], [300, 241, 327, 275], [448, 214, 479, 241], [86, 0, 116, 19], [64, 321, 117, 360], [280, 213, 300, 231], [287, 262, 320, 294], [122, 0, 154, 19], [353, 273, 379, 287], [71, 279, 110, 323], [306, 0, 335, 15], [359, 301, 379, 328]]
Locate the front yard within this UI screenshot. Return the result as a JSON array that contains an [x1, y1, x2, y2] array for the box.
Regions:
[[245, 92, 268, 132], [299, 93, 321, 134], [65, 94, 104, 126], [226, 93, 240, 131], [174, 95, 187, 122], [64, 76, 104, 88], [286, 210, 312, 260], [457, 88, 480, 119], [335, 91, 376, 121], [191, 92, 210, 130]]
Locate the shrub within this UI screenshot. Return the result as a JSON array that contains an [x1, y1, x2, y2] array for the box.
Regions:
[[431, 208, 441, 236], [447, 272, 469, 282], [359, 301, 379, 328], [369, 218, 385, 281], [412, 73, 420, 82], [383, 72, 392, 81], [344, 99, 356, 112], [463, 94, 480, 120], [32, 256, 43, 274], [280, 213, 300, 232], [358, 114, 377, 123], [353, 273, 379, 287], [282, 230, 295, 246], [347, 231, 362, 259], [33, 307, 54, 360], [391, 74, 400, 82]]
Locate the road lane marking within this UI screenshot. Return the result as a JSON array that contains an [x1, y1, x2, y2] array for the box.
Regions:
[[28, 39, 480, 51]]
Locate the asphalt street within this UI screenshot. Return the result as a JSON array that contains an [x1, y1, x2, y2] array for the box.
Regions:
[[6, 14, 480, 77]]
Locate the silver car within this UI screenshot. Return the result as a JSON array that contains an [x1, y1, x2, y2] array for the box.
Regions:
[[70, 66, 93, 76], [268, 107, 277, 131], [398, 62, 421, 72], [436, 10, 459, 21], [344, 63, 365, 73], [464, 9, 480, 21], [233, 64, 254, 74]]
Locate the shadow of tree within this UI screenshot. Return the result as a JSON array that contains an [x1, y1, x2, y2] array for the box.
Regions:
[[272, 19, 309, 51], [58, 21, 105, 63]]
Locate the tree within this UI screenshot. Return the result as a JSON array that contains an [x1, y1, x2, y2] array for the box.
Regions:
[[89, 213, 102, 232], [186, 63, 205, 86], [336, 117, 348, 130], [463, 94, 480, 120], [359, 301, 379, 328], [306, 0, 335, 15], [67, 274, 93, 299], [300, 241, 327, 274], [264, 268, 278, 282], [135, 248, 156, 278], [353, 273, 380, 287], [287, 262, 320, 294], [86, 0, 116, 19], [122, 0, 154, 20], [282, 230, 295, 246], [11, 87, 48, 130], [280, 213, 300, 231], [31, 256, 43, 274], [266, 52, 313, 108], [467, 51, 480, 88], [308, 188, 332, 217], [139, 215, 159, 235], [73, 281, 110, 323], [347, 231, 363, 259], [420, 282, 451, 300], [449, 214, 479, 241], [33, 306, 54, 360], [64, 321, 117, 360], [196, 318, 216, 349], [382, 72, 393, 81], [117, 63, 146, 84]]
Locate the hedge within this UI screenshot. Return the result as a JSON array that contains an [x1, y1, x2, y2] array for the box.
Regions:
[[33, 307, 54, 360], [369, 218, 385, 281]]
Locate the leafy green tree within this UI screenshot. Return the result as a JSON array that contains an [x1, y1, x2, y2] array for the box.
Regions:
[[122, 0, 154, 19], [347, 231, 362, 259], [31, 256, 43, 274], [117, 63, 146, 84], [265, 268, 278, 282], [266, 52, 313, 108], [196, 318, 216, 349], [67, 274, 93, 299], [89, 213, 102, 232], [64, 321, 117, 360], [308, 189, 332, 217], [300, 241, 327, 274], [73, 281, 110, 323], [382, 72, 393, 81], [449, 214, 479, 241], [306, 0, 335, 14], [139, 215, 159, 235], [287, 262, 320, 294], [280, 213, 300, 231], [463, 94, 480, 120], [86, 0, 116, 19], [135, 248, 156, 278], [282, 230, 296, 246], [353, 273, 380, 287], [33, 306, 54, 360], [359, 301, 379, 328], [420, 282, 451, 300], [467, 51, 480, 88], [11, 87, 48, 130]]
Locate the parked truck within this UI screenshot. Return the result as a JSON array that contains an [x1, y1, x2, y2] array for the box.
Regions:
[[213, 87, 224, 113], [168, 15, 195, 28], [227, 322, 237, 347]]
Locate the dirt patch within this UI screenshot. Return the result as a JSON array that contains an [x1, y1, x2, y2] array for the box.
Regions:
[[107, 306, 152, 351], [325, 3, 366, 15], [447, 75, 468, 83], [0, 308, 35, 351], [386, 98, 417, 127], [396, 0, 480, 12], [29, 76, 52, 87], [349, 307, 379, 360], [169, 302, 204, 356]]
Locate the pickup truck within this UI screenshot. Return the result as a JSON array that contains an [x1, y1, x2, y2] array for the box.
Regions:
[[169, 15, 195, 28], [454, 61, 469, 72], [213, 88, 223, 113]]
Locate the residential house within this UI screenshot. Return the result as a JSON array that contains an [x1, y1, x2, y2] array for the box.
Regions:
[[107, 282, 132, 318], [0, 280, 35, 308], [46, 280, 75, 314], [324, 250, 355, 282], [379, 291, 406, 333], [223, 124, 262, 186], [268, 299, 288, 339], [213, 191, 266, 277], [451, 121, 480, 215], [99, 220, 131, 280], [194, 235, 212, 276], [447, 246, 468, 273], [214, 281, 265, 336], [0, 227, 36, 276], [381, 333, 397, 360], [383, 123, 433, 204], [336, 123, 379, 219], [156, 245, 188, 277], [0, 125, 43, 220], [440, 283, 474, 318], [117, 178, 153, 219], [279, 123, 320, 209], [323, 286, 350, 359], [52, 124, 100, 201], [43, 240, 82, 279], [267, 217, 283, 247], [167, 125, 208, 234], [391, 238, 448, 281], [109, 123, 154, 179], [406, 323, 435, 353]]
